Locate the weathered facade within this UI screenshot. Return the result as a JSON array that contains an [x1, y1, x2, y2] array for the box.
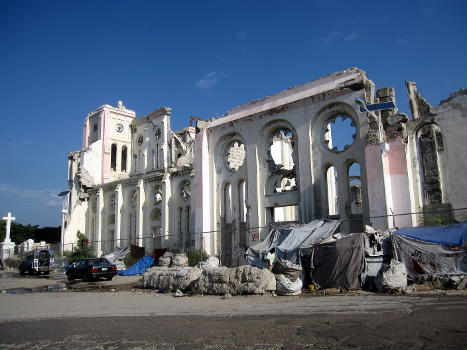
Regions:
[[62, 68, 466, 265]]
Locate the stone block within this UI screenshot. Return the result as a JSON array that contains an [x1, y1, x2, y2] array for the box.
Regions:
[[376, 87, 395, 99]]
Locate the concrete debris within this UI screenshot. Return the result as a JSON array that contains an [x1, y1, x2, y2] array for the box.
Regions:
[[143, 264, 275, 295], [157, 252, 189, 268], [197, 257, 220, 269], [143, 266, 202, 291], [172, 253, 188, 267], [414, 273, 467, 290], [193, 265, 276, 295], [158, 252, 173, 267]]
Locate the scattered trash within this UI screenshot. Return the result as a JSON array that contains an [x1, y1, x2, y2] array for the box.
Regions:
[[276, 274, 302, 295], [197, 257, 220, 269], [174, 289, 185, 297], [104, 247, 129, 271], [375, 259, 408, 292]]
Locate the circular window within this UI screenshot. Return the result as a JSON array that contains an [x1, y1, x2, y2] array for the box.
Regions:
[[226, 141, 245, 171], [137, 135, 144, 145], [116, 123, 124, 133], [323, 115, 356, 153]]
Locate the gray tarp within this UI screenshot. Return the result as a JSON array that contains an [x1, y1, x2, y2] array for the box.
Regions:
[[392, 233, 467, 279], [303, 233, 365, 290], [246, 219, 340, 268]]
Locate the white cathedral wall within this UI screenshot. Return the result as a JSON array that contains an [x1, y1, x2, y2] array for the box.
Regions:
[[81, 140, 103, 185]]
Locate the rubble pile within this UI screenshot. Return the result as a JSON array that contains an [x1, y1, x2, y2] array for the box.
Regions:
[[143, 264, 276, 295], [143, 266, 202, 291], [194, 265, 276, 295]]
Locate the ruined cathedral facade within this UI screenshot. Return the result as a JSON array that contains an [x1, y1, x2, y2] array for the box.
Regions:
[[63, 68, 466, 266]]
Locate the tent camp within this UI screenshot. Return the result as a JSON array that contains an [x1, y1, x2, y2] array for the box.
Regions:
[[246, 219, 341, 268], [392, 222, 467, 279]]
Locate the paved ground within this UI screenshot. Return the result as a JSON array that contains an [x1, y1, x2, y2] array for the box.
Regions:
[[0, 270, 466, 349]]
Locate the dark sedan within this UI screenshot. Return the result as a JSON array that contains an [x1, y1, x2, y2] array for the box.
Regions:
[[66, 258, 117, 282]]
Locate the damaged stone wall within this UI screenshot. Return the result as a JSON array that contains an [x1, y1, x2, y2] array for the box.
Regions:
[[406, 82, 467, 223]]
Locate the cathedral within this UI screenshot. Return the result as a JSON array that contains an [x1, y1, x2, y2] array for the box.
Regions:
[[62, 68, 467, 266]]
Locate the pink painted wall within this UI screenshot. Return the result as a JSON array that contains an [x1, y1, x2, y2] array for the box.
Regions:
[[387, 139, 413, 228], [365, 144, 388, 229]]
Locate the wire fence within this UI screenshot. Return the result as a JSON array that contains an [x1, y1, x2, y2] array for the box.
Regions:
[[3, 207, 466, 261]]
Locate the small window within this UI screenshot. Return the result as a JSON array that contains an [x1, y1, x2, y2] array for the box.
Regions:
[[121, 146, 127, 172], [111, 144, 117, 171]]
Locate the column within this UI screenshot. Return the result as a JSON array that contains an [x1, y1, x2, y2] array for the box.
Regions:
[[136, 179, 145, 247], [161, 174, 171, 249], [115, 184, 123, 248], [96, 189, 104, 255]]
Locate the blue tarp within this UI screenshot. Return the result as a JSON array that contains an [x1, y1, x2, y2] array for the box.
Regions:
[[119, 256, 154, 276], [395, 222, 467, 246]]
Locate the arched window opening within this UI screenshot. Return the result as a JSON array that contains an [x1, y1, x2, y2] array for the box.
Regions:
[[185, 206, 190, 236], [110, 144, 117, 171], [224, 183, 232, 224], [326, 166, 339, 216], [272, 205, 298, 223], [238, 180, 247, 248], [238, 181, 247, 223], [417, 124, 443, 205], [121, 146, 127, 172], [151, 208, 162, 222], [269, 129, 294, 170], [348, 163, 362, 215], [178, 207, 183, 235]]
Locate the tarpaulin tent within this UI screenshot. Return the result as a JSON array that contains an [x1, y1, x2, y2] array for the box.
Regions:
[[301, 233, 365, 290], [395, 222, 467, 246], [392, 233, 467, 279], [246, 219, 340, 268], [119, 256, 154, 276]]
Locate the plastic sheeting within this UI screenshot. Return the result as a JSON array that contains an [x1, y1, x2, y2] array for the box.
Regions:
[[395, 222, 467, 246], [392, 233, 467, 278], [119, 256, 154, 276], [303, 233, 365, 290], [246, 219, 340, 268]]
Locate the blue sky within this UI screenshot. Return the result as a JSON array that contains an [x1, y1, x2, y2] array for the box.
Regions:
[[0, 0, 466, 227]]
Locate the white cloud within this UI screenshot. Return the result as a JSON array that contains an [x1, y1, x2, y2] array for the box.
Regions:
[[344, 32, 359, 41], [195, 72, 226, 89], [323, 31, 341, 44]]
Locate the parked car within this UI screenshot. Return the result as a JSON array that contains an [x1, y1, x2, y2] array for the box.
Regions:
[[19, 249, 54, 275], [66, 258, 117, 282]]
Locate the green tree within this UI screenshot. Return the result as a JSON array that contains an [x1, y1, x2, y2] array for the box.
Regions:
[[0, 220, 61, 244], [63, 231, 95, 263]]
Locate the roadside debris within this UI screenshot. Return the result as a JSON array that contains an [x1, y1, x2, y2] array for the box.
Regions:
[[139, 220, 466, 295], [143, 265, 275, 295], [104, 247, 129, 272], [119, 256, 154, 276]]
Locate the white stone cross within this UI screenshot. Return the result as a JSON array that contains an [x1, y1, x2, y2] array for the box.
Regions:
[[2, 212, 16, 243]]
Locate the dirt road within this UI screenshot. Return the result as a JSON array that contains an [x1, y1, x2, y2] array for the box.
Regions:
[[0, 271, 465, 349]]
